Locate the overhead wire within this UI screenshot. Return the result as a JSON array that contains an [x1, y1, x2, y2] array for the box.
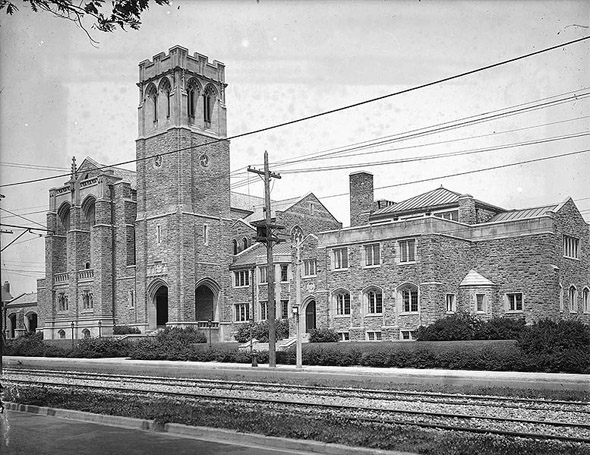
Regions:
[[1, 34, 589, 189]]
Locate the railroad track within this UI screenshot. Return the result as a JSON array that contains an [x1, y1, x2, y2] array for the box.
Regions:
[[3, 367, 590, 444]]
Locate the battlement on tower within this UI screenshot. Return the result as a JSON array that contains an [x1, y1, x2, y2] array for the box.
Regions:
[[138, 45, 225, 84]]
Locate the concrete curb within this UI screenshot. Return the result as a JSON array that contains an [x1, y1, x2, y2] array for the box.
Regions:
[[5, 403, 417, 455]]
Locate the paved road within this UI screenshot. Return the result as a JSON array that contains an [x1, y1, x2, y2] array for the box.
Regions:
[[0, 410, 311, 455]]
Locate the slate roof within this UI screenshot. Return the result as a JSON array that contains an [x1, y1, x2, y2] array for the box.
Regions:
[[232, 241, 292, 267], [244, 194, 308, 223], [372, 187, 463, 216], [488, 205, 558, 222], [6, 292, 37, 307], [460, 270, 495, 286]]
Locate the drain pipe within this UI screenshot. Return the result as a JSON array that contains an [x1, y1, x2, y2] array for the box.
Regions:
[[110, 185, 116, 331]]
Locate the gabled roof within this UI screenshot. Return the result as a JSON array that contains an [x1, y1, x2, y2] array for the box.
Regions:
[[488, 204, 558, 222], [76, 157, 136, 188], [231, 192, 265, 214], [243, 194, 309, 223], [231, 241, 292, 268], [372, 187, 463, 216], [460, 270, 495, 286], [6, 292, 37, 306]]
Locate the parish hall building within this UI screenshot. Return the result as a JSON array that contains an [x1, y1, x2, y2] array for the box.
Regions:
[[34, 46, 590, 343]]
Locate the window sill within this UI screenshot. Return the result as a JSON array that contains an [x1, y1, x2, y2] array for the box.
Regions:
[[399, 312, 419, 315], [397, 261, 417, 265], [445, 311, 456, 314], [365, 313, 383, 317], [506, 310, 523, 314], [563, 256, 580, 261], [332, 268, 349, 272], [233, 286, 250, 289], [334, 314, 351, 318], [363, 264, 381, 269], [303, 275, 317, 279], [81, 309, 94, 313]]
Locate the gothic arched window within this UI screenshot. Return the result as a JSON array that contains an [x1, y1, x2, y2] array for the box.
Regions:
[[203, 85, 217, 126]]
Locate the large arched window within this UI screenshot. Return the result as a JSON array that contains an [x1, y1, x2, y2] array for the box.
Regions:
[[583, 287, 590, 313], [365, 288, 383, 314], [569, 285, 577, 313], [81, 196, 96, 228], [399, 283, 419, 313], [57, 202, 71, 235], [203, 84, 217, 126], [334, 290, 351, 316]]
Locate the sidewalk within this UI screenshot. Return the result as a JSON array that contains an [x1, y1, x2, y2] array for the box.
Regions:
[[3, 356, 590, 391]]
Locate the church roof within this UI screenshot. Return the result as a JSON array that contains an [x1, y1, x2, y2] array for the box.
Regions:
[[488, 204, 558, 222], [460, 270, 495, 286]]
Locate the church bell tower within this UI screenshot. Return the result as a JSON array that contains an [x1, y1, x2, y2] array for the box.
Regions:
[[135, 46, 232, 335]]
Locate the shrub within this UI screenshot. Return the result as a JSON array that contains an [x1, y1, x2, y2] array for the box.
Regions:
[[3, 332, 70, 357], [233, 319, 289, 343], [69, 337, 131, 358], [308, 328, 339, 343], [416, 313, 526, 341], [113, 325, 141, 335], [516, 319, 590, 373], [416, 312, 481, 341]]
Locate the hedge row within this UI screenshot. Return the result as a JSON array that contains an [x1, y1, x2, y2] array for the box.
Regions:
[[4, 320, 589, 374]]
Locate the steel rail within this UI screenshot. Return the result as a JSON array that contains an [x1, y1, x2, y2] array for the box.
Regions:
[[5, 367, 589, 413], [4, 378, 590, 444]]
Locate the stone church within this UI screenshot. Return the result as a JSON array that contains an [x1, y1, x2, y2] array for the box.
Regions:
[[36, 46, 589, 343]]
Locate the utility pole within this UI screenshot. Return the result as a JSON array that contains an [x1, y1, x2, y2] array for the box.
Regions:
[[248, 151, 282, 368], [294, 233, 303, 369]]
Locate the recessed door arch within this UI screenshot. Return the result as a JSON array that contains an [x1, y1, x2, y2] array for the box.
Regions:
[[303, 298, 316, 333]]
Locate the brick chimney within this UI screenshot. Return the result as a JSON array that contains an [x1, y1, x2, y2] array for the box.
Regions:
[[458, 194, 476, 224], [3, 281, 9, 294], [349, 171, 374, 227]]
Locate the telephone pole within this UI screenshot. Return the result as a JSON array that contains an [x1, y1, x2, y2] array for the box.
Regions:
[[247, 151, 282, 368]]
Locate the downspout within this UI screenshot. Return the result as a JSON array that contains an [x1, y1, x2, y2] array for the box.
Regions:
[[110, 185, 116, 328]]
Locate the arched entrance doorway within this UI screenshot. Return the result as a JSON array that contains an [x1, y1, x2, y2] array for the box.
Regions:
[[26, 312, 37, 333], [8, 313, 16, 338], [305, 300, 316, 333], [195, 285, 215, 322], [155, 286, 168, 328]]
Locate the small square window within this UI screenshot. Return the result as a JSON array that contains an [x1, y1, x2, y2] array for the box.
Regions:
[[336, 293, 351, 315], [506, 293, 523, 312], [399, 239, 416, 263], [445, 294, 456, 313], [476, 294, 486, 312], [338, 332, 350, 342], [234, 270, 250, 287], [366, 331, 382, 341], [333, 247, 348, 270], [281, 300, 289, 319], [563, 235, 579, 259], [400, 330, 416, 341], [364, 244, 381, 267], [303, 259, 317, 277]]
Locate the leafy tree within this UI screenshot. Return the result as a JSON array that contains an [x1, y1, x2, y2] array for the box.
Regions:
[[1, 0, 169, 42]]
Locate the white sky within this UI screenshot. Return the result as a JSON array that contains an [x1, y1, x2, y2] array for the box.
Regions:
[[1, 0, 589, 295]]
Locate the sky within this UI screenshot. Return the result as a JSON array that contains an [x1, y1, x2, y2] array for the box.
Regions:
[[0, 0, 589, 295]]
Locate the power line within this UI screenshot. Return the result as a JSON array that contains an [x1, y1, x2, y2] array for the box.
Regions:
[[319, 148, 590, 200], [262, 90, 590, 170], [0, 207, 48, 230], [2, 35, 589, 189], [229, 91, 590, 188], [278, 131, 590, 174]]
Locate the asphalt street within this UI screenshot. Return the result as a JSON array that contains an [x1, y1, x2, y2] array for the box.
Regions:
[[0, 410, 312, 455]]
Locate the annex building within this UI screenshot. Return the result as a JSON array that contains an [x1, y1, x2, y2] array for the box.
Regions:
[[34, 46, 589, 343]]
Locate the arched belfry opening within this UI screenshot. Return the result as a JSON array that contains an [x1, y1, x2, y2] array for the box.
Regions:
[[195, 278, 220, 323]]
